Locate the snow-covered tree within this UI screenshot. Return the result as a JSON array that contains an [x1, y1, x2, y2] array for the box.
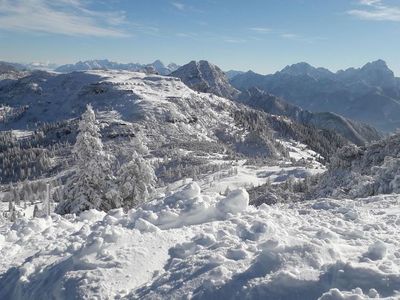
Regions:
[[56, 105, 114, 215], [42, 183, 51, 216], [117, 153, 156, 209], [33, 204, 40, 218]]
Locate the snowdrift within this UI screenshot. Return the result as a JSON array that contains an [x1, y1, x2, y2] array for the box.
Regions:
[[1, 183, 400, 299]]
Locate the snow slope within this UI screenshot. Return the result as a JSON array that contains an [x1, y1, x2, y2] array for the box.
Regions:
[[1, 182, 399, 299]]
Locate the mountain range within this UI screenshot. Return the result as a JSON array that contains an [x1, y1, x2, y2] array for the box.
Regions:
[[55, 59, 180, 75], [171, 60, 381, 145], [0, 58, 394, 145], [230, 60, 400, 132]]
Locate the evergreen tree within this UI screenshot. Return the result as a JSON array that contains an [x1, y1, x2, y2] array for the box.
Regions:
[[42, 183, 51, 216], [33, 204, 40, 218], [56, 105, 112, 214], [117, 153, 156, 209]]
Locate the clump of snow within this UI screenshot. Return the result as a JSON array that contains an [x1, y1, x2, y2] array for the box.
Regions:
[[1, 184, 400, 299], [319, 287, 381, 299], [217, 188, 249, 214], [171, 182, 201, 200], [363, 241, 387, 261]]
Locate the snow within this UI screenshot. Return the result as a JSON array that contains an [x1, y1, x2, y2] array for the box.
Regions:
[[217, 188, 249, 214], [198, 161, 324, 195], [11, 130, 33, 140], [0, 68, 398, 299], [1, 183, 400, 299]]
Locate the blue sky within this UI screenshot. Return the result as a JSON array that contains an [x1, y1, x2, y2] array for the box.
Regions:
[[0, 0, 400, 74]]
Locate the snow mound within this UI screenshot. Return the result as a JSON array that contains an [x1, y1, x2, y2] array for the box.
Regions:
[[1, 186, 400, 299], [217, 188, 249, 214], [131, 182, 248, 229]]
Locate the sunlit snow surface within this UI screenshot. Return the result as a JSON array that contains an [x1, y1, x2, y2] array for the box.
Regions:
[[1, 182, 399, 300]]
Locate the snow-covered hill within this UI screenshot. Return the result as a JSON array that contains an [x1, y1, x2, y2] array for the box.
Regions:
[[1, 182, 399, 299], [0, 69, 346, 163], [1, 69, 342, 208]]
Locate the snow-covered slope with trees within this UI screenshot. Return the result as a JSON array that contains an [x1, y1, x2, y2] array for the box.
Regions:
[[0, 69, 346, 185], [310, 133, 400, 199]]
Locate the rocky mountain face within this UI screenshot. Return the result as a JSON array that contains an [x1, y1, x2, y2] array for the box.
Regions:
[[170, 60, 240, 99], [238, 88, 381, 146], [55, 59, 179, 75], [230, 60, 400, 132]]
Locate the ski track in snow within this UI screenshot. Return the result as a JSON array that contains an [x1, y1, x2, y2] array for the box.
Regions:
[[1, 182, 400, 300]]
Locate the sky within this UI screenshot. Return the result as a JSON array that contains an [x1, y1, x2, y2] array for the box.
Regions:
[[0, 0, 400, 75]]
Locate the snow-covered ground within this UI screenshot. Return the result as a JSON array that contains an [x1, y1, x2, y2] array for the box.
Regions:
[[1, 181, 399, 299], [11, 130, 33, 140], [199, 162, 324, 195]]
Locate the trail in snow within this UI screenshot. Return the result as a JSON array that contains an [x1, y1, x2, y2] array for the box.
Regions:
[[0, 183, 400, 299]]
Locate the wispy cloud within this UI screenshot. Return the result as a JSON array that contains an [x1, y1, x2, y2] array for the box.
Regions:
[[281, 33, 326, 43], [0, 0, 129, 37], [176, 32, 198, 39], [170, 1, 204, 14], [224, 38, 246, 44], [281, 33, 299, 39], [347, 0, 400, 22], [249, 27, 271, 33], [171, 2, 185, 11]]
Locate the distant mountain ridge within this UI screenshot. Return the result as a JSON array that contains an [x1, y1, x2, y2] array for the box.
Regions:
[[55, 59, 179, 75], [0, 61, 30, 82], [230, 60, 400, 132], [238, 88, 381, 146], [225, 70, 245, 80], [172, 60, 381, 146]]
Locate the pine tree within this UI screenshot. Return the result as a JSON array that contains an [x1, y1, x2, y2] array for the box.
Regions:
[[224, 186, 231, 196], [12, 185, 20, 206], [56, 105, 112, 214], [33, 204, 40, 218], [42, 183, 51, 216], [117, 154, 156, 210]]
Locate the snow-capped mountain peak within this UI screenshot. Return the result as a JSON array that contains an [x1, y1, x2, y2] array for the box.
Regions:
[[170, 60, 240, 99]]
